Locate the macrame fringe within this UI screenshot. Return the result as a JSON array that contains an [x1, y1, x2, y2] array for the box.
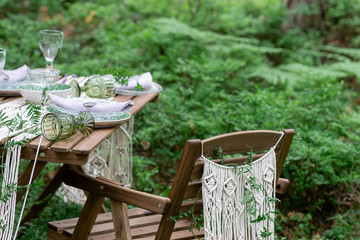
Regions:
[[0, 136, 42, 240], [0, 145, 21, 240], [202, 149, 277, 240]]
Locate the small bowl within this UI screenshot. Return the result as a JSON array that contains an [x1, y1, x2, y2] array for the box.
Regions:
[[18, 84, 72, 104], [27, 68, 61, 84]]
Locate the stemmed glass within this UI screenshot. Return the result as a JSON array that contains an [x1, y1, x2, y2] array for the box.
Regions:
[[0, 48, 9, 80], [39, 30, 64, 69], [41, 111, 95, 141], [68, 75, 117, 98]]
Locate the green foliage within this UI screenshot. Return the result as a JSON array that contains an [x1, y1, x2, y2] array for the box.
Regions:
[[323, 208, 360, 239], [1, 0, 360, 239], [99, 66, 132, 85]]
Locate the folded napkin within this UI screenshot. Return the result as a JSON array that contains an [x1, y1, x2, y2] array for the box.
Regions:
[[49, 94, 134, 113], [1, 65, 30, 83], [116, 72, 153, 90]]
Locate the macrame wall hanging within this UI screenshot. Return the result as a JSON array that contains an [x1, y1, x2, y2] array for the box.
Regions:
[[202, 133, 283, 240]]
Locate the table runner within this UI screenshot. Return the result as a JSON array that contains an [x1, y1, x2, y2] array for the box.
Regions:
[[0, 99, 42, 240]]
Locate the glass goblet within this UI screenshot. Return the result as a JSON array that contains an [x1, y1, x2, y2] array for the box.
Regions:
[[41, 111, 95, 141], [0, 48, 9, 81], [39, 30, 64, 69], [68, 79, 81, 97], [82, 74, 116, 98]]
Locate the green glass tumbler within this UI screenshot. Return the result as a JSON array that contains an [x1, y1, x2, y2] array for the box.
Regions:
[[41, 111, 95, 141], [82, 74, 116, 98]]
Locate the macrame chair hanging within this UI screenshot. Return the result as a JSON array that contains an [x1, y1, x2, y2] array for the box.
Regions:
[[201, 132, 284, 240]]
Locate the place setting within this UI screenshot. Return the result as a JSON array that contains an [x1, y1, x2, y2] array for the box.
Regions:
[[0, 29, 163, 134]]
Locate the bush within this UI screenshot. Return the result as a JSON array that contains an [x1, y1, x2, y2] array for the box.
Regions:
[[1, 0, 360, 239]]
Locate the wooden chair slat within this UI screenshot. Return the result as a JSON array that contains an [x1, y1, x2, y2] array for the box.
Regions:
[[202, 130, 283, 157], [131, 219, 192, 239], [49, 218, 203, 240], [189, 153, 267, 180], [64, 217, 190, 239], [170, 228, 204, 240], [47, 229, 71, 240], [66, 214, 162, 236], [48, 208, 155, 232], [180, 200, 203, 213], [183, 181, 203, 200]]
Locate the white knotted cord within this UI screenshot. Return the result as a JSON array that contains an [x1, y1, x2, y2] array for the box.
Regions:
[[201, 132, 284, 240], [0, 135, 43, 240], [0, 145, 20, 240], [12, 135, 43, 239]]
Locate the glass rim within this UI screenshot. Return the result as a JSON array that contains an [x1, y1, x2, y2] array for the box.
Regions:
[[39, 29, 63, 35], [41, 113, 63, 141], [0, 48, 6, 52]]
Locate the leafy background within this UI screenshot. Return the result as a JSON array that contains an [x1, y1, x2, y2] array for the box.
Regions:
[[1, 0, 360, 239]]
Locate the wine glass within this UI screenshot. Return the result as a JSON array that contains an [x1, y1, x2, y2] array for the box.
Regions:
[[82, 75, 116, 98], [41, 111, 95, 141], [0, 48, 9, 81], [39, 30, 64, 69]]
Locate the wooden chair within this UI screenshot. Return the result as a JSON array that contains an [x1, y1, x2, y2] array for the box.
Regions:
[[47, 129, 295, 240]]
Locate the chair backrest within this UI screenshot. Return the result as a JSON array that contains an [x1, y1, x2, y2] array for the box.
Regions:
[[155, 129, 295, 239]]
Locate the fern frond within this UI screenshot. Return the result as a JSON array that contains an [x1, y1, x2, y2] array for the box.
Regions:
[[280, 63, 348, 79], [152, 18, 258, 44], [328, 62, 360, 81], [247, 65, 301, 85], [291, 49, 350, 62], [321, 45, 360, 60]]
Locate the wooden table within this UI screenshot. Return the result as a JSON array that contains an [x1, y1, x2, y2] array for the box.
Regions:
[[0, 92, 159, 224]]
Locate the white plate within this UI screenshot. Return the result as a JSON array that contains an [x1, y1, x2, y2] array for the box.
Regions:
[[116, 82, 163, 96], [46, 103, 131, 128], [0, 81, 31, 96]]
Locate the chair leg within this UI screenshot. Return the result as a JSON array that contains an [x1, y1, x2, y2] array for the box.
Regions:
[[110, 200, 131, 240], [71, 192, 104, 240]]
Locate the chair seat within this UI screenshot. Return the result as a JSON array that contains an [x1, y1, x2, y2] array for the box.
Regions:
[[47, 208, 204, 240]]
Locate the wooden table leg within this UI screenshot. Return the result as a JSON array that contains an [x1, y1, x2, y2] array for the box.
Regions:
[[20, 164, 69, 225], [16, 160, 47, 203], [20, 163, 107, 226]]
